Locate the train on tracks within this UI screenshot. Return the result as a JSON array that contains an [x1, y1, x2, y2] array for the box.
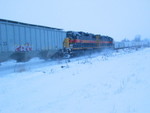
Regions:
[[0, 19, 149, 62]]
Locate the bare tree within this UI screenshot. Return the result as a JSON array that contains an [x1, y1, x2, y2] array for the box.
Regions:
[[134, 34, 141, 42]]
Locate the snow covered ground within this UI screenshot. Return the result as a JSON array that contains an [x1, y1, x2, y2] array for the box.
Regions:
[[0, 48, 150, 113]]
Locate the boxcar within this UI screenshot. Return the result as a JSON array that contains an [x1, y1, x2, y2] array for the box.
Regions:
[[0, 19, 66, 62]]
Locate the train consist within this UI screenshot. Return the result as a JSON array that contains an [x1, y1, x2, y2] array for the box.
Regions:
[[0, 19, 149, 62]]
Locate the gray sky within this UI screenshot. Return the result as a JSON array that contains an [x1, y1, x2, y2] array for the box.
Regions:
[[0, 0, 149, 41]]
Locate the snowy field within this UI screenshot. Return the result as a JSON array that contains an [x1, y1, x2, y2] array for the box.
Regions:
[[0, 48, 150, 113]]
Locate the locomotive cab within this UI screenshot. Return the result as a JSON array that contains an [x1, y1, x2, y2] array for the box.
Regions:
[[63, 31, 81, 57]]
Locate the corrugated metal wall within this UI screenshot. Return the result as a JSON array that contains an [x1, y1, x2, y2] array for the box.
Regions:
[[0, 19, 66, 53]]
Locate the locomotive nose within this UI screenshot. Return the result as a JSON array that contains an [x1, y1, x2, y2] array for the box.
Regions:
[[63, 38, 70, 49]]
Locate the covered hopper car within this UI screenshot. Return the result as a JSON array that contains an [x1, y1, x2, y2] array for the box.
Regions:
[[0, 19, 66, 62]]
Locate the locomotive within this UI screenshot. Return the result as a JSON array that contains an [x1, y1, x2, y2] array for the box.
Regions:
[[63, 31, 114, 57]]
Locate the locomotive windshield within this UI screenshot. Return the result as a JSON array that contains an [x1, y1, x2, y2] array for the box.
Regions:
[[66, 31, 80, 39]]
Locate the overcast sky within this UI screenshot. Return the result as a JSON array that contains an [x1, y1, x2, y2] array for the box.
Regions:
[[0, 0, 149, 41]]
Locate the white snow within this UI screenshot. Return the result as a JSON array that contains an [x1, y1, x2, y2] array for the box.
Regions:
[[0, 48, 150, 113]]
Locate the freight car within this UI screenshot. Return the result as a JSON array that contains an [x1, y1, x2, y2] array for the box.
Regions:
[[0, 19, 66, 62], [114, 41, 150, 49], [63, 31, 114, 57]]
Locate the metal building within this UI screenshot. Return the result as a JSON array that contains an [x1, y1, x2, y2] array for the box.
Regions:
[[0, 19, 66, 61]]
